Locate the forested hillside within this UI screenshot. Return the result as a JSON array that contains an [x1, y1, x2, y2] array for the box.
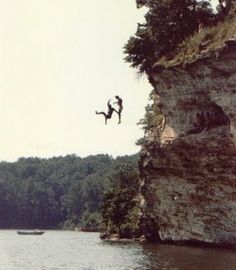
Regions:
[[0, 154, 138, 230]]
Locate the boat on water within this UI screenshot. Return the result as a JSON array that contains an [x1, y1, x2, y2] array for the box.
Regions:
[[17, 230, 45, 235]]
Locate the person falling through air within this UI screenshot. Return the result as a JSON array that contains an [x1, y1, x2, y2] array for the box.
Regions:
[[95, 99, 116, 125], [113, 95, 123, 124]]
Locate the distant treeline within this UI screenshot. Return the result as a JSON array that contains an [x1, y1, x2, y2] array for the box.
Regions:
[[0, 154, 138, 230]]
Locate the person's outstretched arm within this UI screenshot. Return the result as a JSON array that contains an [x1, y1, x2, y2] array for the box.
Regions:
[[107, 99, 111, 106]]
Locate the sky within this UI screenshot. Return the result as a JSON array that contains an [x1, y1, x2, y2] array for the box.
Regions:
[[0, 0, 152, 162], [0, 0, 219, 162]]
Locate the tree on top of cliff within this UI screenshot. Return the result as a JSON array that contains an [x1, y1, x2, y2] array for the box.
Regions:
[[124, 0, 216, 73]]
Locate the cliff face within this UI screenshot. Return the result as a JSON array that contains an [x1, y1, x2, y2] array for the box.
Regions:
[[139, 38, 236, 246]]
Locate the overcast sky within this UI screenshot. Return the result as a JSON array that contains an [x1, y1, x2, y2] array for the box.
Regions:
[[0, 0, 152, 162], [0, 0, 219, 162]]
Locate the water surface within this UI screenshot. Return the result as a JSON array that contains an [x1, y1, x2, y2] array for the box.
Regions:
[[0, 230, 235, 270]]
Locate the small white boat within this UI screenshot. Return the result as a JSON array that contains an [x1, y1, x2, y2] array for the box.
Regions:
[[17, 230, 45, 235]]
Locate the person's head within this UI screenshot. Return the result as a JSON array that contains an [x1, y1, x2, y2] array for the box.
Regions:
[[115, 95, 119, 99]]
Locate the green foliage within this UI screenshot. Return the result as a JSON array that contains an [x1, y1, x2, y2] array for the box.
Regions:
[[137, 90, 164, 146], [0, 154, 139, 230], [80, 211, 101, 231], [162, 8, 236, 66], [119, 206, 140, 238], [101, 164, 141, 238], [124, 0, 215, 73]]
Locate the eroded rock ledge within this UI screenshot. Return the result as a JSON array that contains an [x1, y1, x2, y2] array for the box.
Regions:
[[139, 38, 236, 247]]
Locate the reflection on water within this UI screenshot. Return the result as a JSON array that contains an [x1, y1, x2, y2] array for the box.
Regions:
[[140, 243, 236, 270], [0, 230, 235, 270]]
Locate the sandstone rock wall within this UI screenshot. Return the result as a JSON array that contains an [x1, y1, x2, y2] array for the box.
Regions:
[[139, 40, 236, 247]]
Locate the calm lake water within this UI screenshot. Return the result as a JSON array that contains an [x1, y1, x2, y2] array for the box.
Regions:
[[0, 230, 235, 270]]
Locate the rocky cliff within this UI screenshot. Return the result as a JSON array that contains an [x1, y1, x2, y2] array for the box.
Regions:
[[139, 5, 236, 247]]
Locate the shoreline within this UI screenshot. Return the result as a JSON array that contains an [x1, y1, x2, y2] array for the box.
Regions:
[[100, 233, 236, 249]]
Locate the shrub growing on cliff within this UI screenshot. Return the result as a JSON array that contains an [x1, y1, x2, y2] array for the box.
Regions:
[[137, 90, 164, 147], [124, 0, 215, 73]]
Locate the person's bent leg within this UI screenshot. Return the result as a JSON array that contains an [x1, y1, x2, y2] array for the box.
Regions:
[[96, 111, 106, 116]]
